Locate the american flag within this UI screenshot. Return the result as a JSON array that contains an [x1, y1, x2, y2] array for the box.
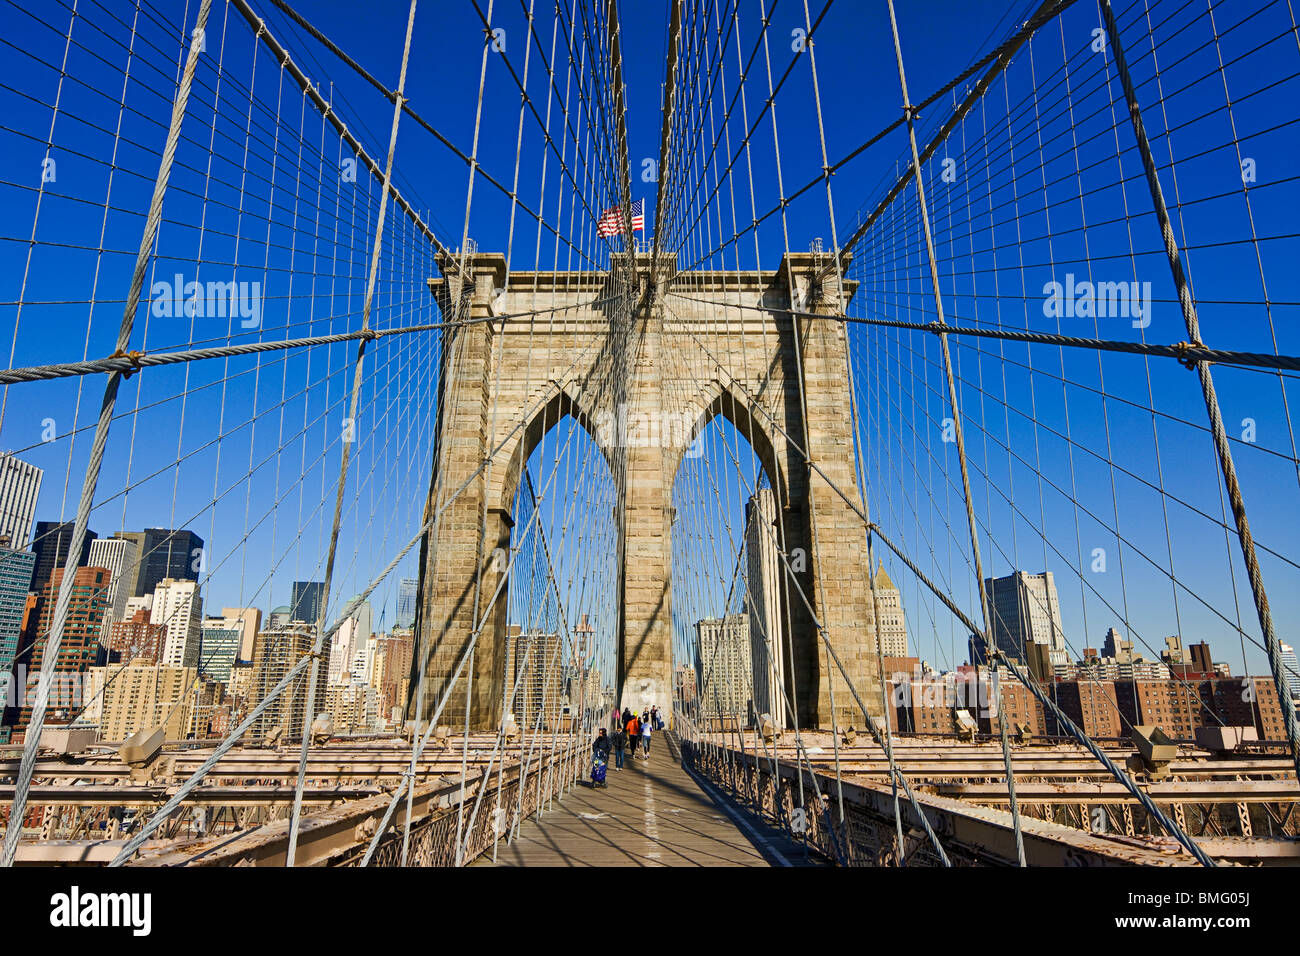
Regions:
[[596, 199, 644, 237]]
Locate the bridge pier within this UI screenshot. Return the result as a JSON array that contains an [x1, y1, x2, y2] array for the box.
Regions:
[[410, 250, 883, 732]]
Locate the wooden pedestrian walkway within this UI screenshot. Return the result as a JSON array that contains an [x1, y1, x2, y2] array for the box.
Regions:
[[478, 734, 820, 867]]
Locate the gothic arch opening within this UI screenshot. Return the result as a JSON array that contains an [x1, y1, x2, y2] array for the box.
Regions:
[[670, 406, 797, 730], [498, 412, 618, 734]]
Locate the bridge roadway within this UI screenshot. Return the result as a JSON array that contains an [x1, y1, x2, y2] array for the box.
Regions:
[[480, 734, 819, 867]]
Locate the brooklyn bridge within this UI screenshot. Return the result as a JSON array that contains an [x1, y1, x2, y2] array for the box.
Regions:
[[0, 0, 1297, 869]]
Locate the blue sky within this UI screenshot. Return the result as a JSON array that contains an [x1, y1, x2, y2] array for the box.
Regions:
[[0, 0, 1296, 685]]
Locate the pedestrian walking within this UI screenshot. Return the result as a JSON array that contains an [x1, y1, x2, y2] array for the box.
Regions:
[[612, 726, 627, 769], [591, 729, 611, 788], [640, 715, 652, 756], [627, 713, 640, 758]]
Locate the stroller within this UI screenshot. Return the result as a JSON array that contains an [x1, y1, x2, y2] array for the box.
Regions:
[[590, 752, 608, 788]]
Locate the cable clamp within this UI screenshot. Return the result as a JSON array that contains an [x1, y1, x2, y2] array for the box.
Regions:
[[109, 349, 147, 379], [1171, 340, 1202, 370]]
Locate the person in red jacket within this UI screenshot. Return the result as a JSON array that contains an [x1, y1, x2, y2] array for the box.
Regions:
[[626, 714, 640, 758]]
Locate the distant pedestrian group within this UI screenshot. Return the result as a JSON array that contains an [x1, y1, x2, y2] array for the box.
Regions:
[[592, 705, 665, 785]]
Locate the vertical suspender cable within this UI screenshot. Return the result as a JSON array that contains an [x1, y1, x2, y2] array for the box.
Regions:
[[1098, 0, 1300, 786], [285, 0, 420, 867], [885, 0, 1025, 866], [1, 0, 213, 869]]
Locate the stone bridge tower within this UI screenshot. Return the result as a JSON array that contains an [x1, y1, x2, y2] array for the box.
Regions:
[[408, 250, 883, 733]]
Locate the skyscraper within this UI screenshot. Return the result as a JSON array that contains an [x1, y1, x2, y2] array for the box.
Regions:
[[1280, 642, 1300, 700], [397, 576, 418, 628], [350, 633, 377, 686], [744, 488, 785, 727], [0, 454, 42, 549], [870, 562, 908, 657], [696, 614, 752, 724], [372, 629, 414, 726], [505, 627, 564, 730], [87, 536, 141, 628], [192, 619, 243, 683], [290, 580, 325, 625], [87, 660, 199, 741], [31, 520, 97, 601], [329, 599, 371, 684], [0, 546, 35, 733], [103, 606, 167, 664], [113, 531, 146, 594], [135, 528, 203, 598], [28, 566, 110, 678], [221, 606, 263, 661], [249, 623, 315, 741], [154, 578, 203, 667], [979, 571, 1066, 669]]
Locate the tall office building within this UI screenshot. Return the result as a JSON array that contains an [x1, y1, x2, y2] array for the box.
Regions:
[[26, 566, 110, 707], [372, 629, 414, 725], [397, 577, 418, 628], [505, 627, 564, 729], [870, 562, 908, 658], [346, 634, 375, 686], [0, 546, 36, 732], [1281, 642, 1300, 700], [154, 578, 203, 667], [86, 661, 199, 740], [249, 623, 315, 741], [0, 454, 42, 549], [192, 618, 243, 683], [696, 614, 752, 723], [290, 580, 325, 625], [325, 682, 377, 734], [674, 664, 697, 711], [135, 528, 203, 598], [328, 598, 371, 684], [112, 532, 145, 594], [103, 606, 167, 664], [744, 488, 785, 726], [87, 536, 141, 628], [979, 571, 1067, 669], [221, 606, 262, 661], [31, 520, 97, 600]]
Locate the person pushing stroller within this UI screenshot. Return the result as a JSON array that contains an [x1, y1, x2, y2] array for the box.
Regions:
[[591, 728, 611, 788]]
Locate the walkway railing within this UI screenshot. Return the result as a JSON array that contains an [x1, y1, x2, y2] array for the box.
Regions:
[[680, 736, 1203, 867]]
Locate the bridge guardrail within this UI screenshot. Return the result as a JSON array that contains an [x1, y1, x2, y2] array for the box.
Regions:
[[680, 737, 1201, 867]]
